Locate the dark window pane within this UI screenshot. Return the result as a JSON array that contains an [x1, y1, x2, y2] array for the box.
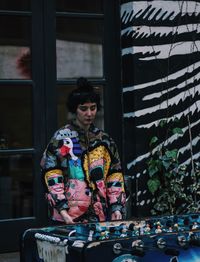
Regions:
[[0, 154, 33, 219], [0, 16, 31, 79], [0, 85, 32, 149], [56, 1, 103, 13], [0, 1, 31, 11], [56, 17, 103, 79], [57, 85, 104, 129]]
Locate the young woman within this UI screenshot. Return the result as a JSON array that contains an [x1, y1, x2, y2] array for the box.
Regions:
[[41, 77, 126, 224]]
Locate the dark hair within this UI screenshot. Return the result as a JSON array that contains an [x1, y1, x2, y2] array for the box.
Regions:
[[67, 77, 101, 113]]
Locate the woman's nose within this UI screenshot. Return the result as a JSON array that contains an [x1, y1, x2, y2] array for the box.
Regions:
[[86, 109, 92, 116]]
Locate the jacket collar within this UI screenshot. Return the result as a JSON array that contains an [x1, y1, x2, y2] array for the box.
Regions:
[[70, 118, 96, 134]]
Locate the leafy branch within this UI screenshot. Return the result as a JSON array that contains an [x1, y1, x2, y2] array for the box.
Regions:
[[146, 120, 199, 215]]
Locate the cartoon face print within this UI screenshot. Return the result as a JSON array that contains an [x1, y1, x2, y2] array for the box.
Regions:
[[107, 182, 124, 204], [83, 145, 111, 190], [47, 174, 64, 194], [56, 129, 78, 140], [59, 137, 78, 160]]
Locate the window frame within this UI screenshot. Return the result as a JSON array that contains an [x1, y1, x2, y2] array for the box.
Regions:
[[0, 0, 123, 253]]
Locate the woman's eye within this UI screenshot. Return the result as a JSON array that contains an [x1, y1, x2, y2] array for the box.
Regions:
[[91, 106, 97, 111], [79, 106, 87, 111], [78, 105, 97, 111]]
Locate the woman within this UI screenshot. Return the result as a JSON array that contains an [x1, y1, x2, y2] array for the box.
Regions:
[[41, 77, 126, 224]]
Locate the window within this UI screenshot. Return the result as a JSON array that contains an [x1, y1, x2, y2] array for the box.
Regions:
[[56, 17, 103, 79], [0, 11, 33, 220], [55, 4, 105, 130], [0, 1, 122, 252]]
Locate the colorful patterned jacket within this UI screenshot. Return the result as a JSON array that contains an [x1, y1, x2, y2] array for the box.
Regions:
[[40, 120, 126, 222]]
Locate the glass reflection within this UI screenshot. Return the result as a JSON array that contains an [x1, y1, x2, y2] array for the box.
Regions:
[[56, 0, 103, 13], [56, 17, 103, 79], [57, 85, 104, 130], [0, 16, 31, 79], [0, 85, 32, 149], [0, 154, 33, 219]]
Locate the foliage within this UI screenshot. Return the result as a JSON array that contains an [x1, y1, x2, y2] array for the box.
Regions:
[[187, 162, 200, 212], [146, 120, 199, 216]]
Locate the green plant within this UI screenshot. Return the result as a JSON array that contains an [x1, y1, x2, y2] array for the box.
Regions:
[[146, 120, 199, 216], [186, 162, 200, 213]]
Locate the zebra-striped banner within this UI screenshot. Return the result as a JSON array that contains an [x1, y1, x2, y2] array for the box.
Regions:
[[121, 1, 200, 216]]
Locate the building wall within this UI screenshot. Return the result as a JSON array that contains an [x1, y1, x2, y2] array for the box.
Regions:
[[121, 1, 200, 216]]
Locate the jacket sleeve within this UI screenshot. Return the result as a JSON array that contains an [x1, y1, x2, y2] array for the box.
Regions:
[[40, 136, 69, 213], [106, 138, 126, 217]]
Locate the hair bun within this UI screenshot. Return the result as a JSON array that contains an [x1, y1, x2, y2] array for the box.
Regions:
[[77, 77, 92, 89], [67, 77, 101, 113]]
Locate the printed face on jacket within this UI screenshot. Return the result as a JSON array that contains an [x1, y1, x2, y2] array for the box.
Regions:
[[76, 102, 97, 129], [47, 174, 64, 194]]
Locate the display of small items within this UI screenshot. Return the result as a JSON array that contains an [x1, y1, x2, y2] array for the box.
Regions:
[[83, 213, 200, 241]]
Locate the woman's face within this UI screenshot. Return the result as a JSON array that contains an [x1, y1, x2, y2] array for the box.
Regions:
[[76, 102, 97, 129]]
